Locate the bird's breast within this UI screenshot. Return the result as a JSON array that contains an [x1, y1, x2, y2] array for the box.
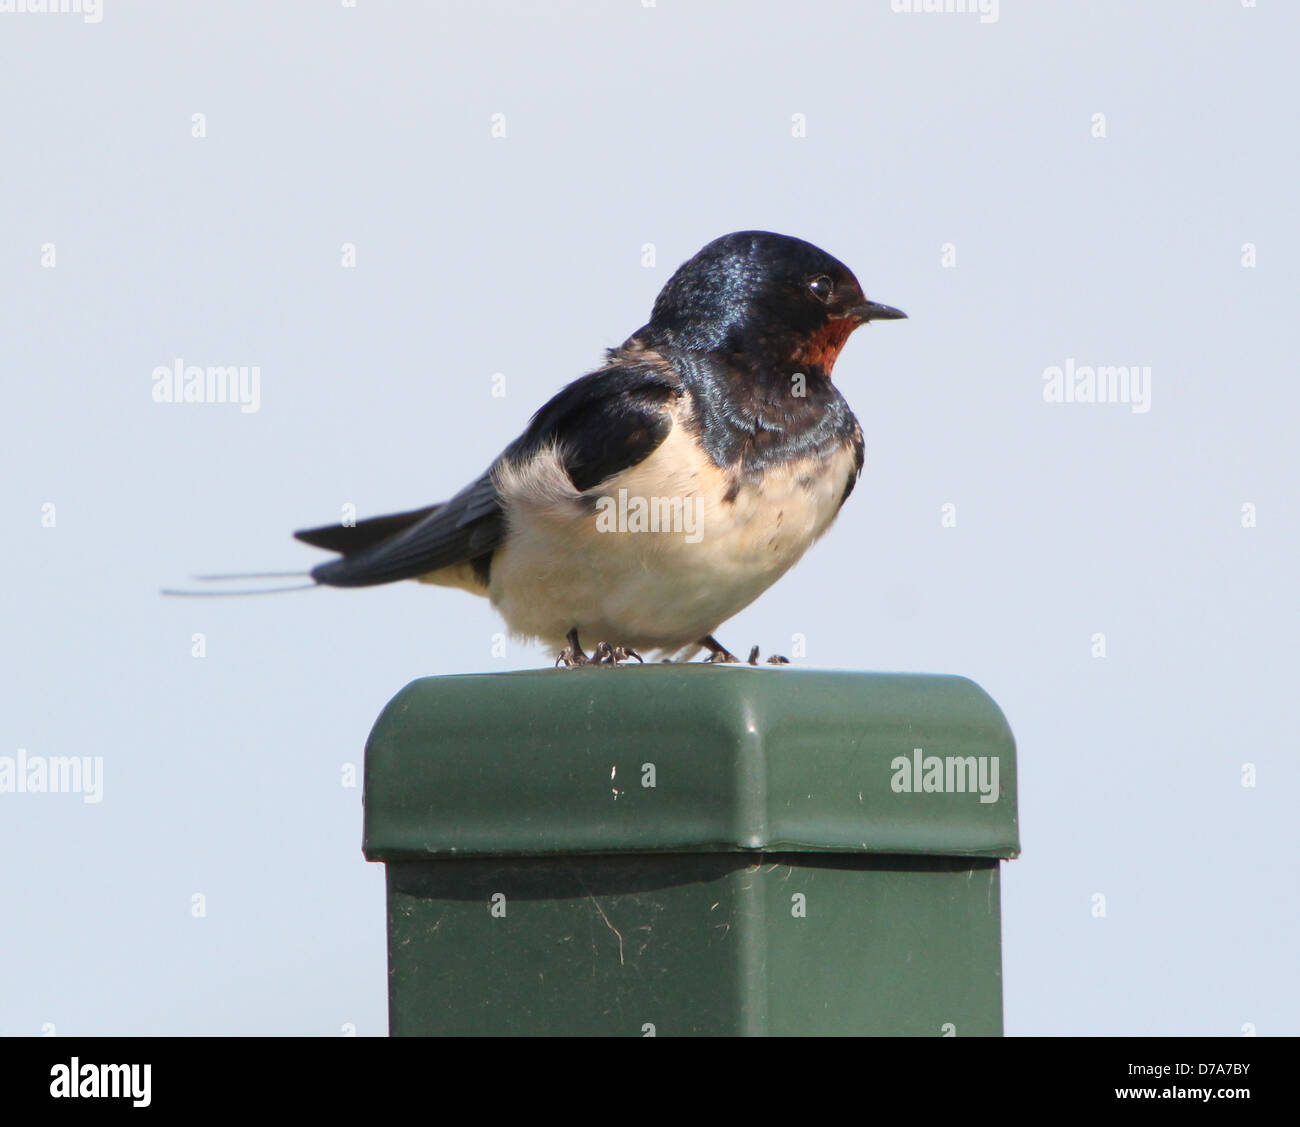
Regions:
[[488, 397, 859, 652]]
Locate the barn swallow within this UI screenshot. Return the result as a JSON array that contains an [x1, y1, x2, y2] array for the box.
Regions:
[[187, 232, 906, 664]]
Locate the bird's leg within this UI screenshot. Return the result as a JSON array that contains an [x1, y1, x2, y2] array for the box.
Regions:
[[556, 628, 590, 667], [698, 635, 740, 664], [592, 642, 644, 665], [744, 645, 791, 666]]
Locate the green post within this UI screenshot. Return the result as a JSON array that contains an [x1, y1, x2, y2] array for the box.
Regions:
[[362, 666, 1019, 1036]]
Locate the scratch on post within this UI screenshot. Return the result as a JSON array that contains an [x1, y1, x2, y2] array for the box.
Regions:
[[592, 894, 626, 967]]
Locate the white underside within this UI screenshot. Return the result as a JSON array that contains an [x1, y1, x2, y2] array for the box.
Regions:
[[464, 399, 858, 658]]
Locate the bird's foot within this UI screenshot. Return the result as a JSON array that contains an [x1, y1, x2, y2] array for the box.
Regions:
[[557, 629, 643, 667], [592, 642, 643, 665], [698, 635, 740, 663], [745, 645, 791, 666], [556, 628, 589, 667], [695, 637, 792, 665]]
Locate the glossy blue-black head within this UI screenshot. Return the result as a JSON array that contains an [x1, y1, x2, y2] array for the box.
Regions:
[[645, 231, 905, 369]]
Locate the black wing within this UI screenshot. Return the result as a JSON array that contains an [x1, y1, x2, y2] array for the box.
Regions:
[[303, 358, 679, 588], [295, 503, 442, 553], [304, 472, 501, 588]]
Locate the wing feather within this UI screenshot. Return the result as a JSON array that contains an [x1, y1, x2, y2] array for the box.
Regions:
[[303, 357, 680, 588]]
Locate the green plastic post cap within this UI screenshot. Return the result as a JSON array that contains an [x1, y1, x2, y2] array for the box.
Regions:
[[362, 666, 1019, 861]]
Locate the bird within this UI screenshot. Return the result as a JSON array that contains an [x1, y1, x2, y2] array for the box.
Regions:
[[184, 231, 906, 665]]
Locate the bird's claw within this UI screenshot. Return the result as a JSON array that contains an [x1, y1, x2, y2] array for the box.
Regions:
[[697, 636, 789, 665], [702, 642, 790, 665], [592, 642, 643, 665], [557, 630, 642, 667], [556, 628, 589, 667]]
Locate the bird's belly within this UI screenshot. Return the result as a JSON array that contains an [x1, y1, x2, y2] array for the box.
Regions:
[[489, 427, 856, 653]]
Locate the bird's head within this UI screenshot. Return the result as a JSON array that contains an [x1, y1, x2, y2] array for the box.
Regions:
[[644, 231, 905, 375]]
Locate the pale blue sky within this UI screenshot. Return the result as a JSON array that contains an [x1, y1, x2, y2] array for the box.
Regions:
[[3, 0, 1296, 1035]]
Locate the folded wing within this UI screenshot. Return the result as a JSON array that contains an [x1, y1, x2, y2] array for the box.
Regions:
[[298, 358, 680, 589]]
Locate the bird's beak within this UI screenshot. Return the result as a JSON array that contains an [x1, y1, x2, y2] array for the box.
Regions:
[[849, 300, 908, 323]]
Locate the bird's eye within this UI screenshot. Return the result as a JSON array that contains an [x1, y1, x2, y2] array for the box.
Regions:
[[808, 274, 835, 302]]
